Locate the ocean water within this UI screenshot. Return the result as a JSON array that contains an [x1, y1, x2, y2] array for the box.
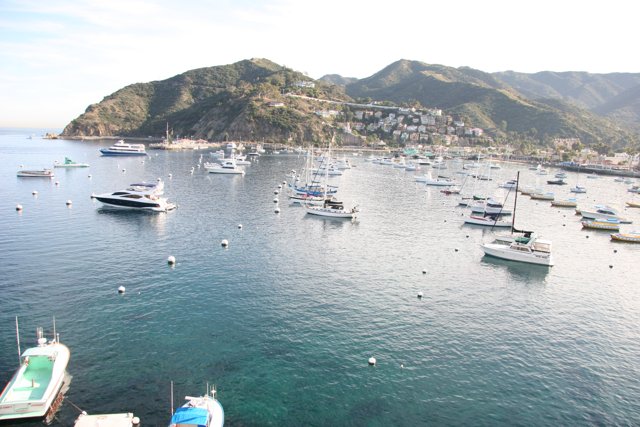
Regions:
[[1, 128, 640, 426]]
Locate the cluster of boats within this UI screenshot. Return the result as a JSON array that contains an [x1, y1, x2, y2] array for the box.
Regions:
[[0, 319, 223, 426]]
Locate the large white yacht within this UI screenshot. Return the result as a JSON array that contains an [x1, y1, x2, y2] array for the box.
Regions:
[[99, 140, 147, 156], [94, 181, 176, 212], [482, 232, 554, 266]]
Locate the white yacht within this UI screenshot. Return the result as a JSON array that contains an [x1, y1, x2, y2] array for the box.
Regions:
[[204, 159, 245, 174], [94, 181, 176, 212], [578, 205, 631, 223], [100, 140, 147, 156], [482, 232, 554, 266], [304, 199, 359, 219], [17, 169, 54, 177]]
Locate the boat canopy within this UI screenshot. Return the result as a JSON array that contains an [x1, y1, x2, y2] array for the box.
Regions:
[[170, 407, 209, 426]]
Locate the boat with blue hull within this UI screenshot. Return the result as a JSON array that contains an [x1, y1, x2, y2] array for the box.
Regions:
[[100, 140, 147, 156], [169, 386, 223, 427]]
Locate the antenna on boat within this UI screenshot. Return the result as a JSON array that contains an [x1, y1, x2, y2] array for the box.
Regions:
[[53, 316, 57, 343], [511, 171, 520, 234], [15, 316, 21, 364], [170, 381, 174, 416]]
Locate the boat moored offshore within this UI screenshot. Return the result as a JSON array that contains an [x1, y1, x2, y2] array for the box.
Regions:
[[100, 140, 147, 156]]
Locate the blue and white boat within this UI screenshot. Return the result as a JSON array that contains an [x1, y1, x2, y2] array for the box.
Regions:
[[100, 140, 147, 156], [169, 386, 223, 427]]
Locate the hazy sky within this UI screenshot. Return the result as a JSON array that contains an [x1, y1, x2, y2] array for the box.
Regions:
[[1, 0, 638, 128]]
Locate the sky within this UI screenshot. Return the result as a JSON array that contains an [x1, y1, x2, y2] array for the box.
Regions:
[[1, 0, 638, 128]]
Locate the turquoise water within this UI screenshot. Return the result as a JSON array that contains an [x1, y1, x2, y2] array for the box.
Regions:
[[1, 128, 640, 426]]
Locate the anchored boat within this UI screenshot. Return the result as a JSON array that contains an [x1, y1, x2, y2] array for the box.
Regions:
[[169, 384, 224, 427], [0, 319, 70, 422]]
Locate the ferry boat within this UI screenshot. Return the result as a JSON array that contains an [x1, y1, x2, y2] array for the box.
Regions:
[[0, 322, 70, 422], [99, 140, 147, 156], [17, 169, 54, 178], [94, 181, 176, 212]]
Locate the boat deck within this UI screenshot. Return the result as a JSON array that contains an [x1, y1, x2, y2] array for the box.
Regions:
[[74, 412, 139, 427], [1, 356, 53, 402]]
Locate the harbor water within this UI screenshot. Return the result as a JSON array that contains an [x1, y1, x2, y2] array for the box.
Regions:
[[1, 128, 639, 426]]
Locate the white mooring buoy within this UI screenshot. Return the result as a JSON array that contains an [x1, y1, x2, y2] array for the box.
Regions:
[[88, 174, 92, 178], [221, 239, 229, 248], [55, 181, 60, 186], [16, 204, 23, 211], [274, 190, 279, 195], [167, 255, 176, 265], [274, 207, 281, 214], [66, 200, 72, 206], [418, 291, 423, 298], [273, 198, 279, 203], [32, 190, 38, 196], [368, 357, 376, 366], [238, 224, 243, 229], [118, 286, 125, 294]]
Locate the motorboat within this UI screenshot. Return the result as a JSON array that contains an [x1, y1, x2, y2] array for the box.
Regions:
[[581, 219, 621, 231], [234, 155, 251, 165], [570, 185, 587, 193], [169, 386, 223, 427], [0, 323, 70, 422], [530, 192, 554, 201], [54, 157, 90, 168], [498, 179, 518, 189], [94, 181, 176, 212], [415, 174, 456, 186], [100, 140, 147, 156], [482, 232, 554, 266], [626, 201, 640, 208], [204, 159, 245, 174], [464, 214, 512, 227], [578, 205, 631, 223], [470, 198, 512, 215], [551, 198, 577, 207], [17, 169, 54, 178], [610, 231, 640, 243], [547, 178, 567, 185]]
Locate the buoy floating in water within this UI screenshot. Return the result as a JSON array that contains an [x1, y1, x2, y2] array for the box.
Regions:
[[368, 357, 376, 366], [32, 190, 38, 196], [66, 200, 72, 206], [417, 292, 423, 298], [16, 204, 23, 211], [221, 239, 229, 248], [274, 207, 281, 214], [277, 184, 282, 189], [55, 181, 60, 186], [168, 173, 172, 179], [90, 193, 96, 199], [167, 255, 176, 265], [273, 198, 279, 203], [274, 190, 279, 195], [238, 224, 243, 229], [118, 286, 125, 294], [422, 270, 426, 274]]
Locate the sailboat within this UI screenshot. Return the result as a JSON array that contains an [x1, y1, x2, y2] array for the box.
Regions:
[[169, 383, 223, 427], [304, 142, 358, 219], [480, 171, 554, 266]]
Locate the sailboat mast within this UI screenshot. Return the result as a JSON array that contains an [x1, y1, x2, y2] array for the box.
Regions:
[[15, 316, 21, 364], [511, 171, 520, 233]]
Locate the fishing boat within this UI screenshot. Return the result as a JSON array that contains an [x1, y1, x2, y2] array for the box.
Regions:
[[100, 140, 147, 156], [0, 319, 70, 422], [94, 181, 176, 212], [581, 219, 621, 231], [169, 385, 224, 427], [54, 157, 90, 168], [17, 169, 54, 178], [610, 231, 640, 243], [481, 171, 554, 267]]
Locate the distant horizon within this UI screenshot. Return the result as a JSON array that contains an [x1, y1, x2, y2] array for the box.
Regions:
[[2, 0, 638, 127]]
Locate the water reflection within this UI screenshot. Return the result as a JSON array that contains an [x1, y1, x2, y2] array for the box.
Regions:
[[95, 207, 169, 235], [481, 255, 550, 283]]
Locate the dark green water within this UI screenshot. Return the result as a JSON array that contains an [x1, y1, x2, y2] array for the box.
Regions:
[[1, 129, 640, 426]]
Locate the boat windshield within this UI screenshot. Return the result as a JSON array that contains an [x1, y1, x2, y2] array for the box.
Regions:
[[532, 241, 551, 253]]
